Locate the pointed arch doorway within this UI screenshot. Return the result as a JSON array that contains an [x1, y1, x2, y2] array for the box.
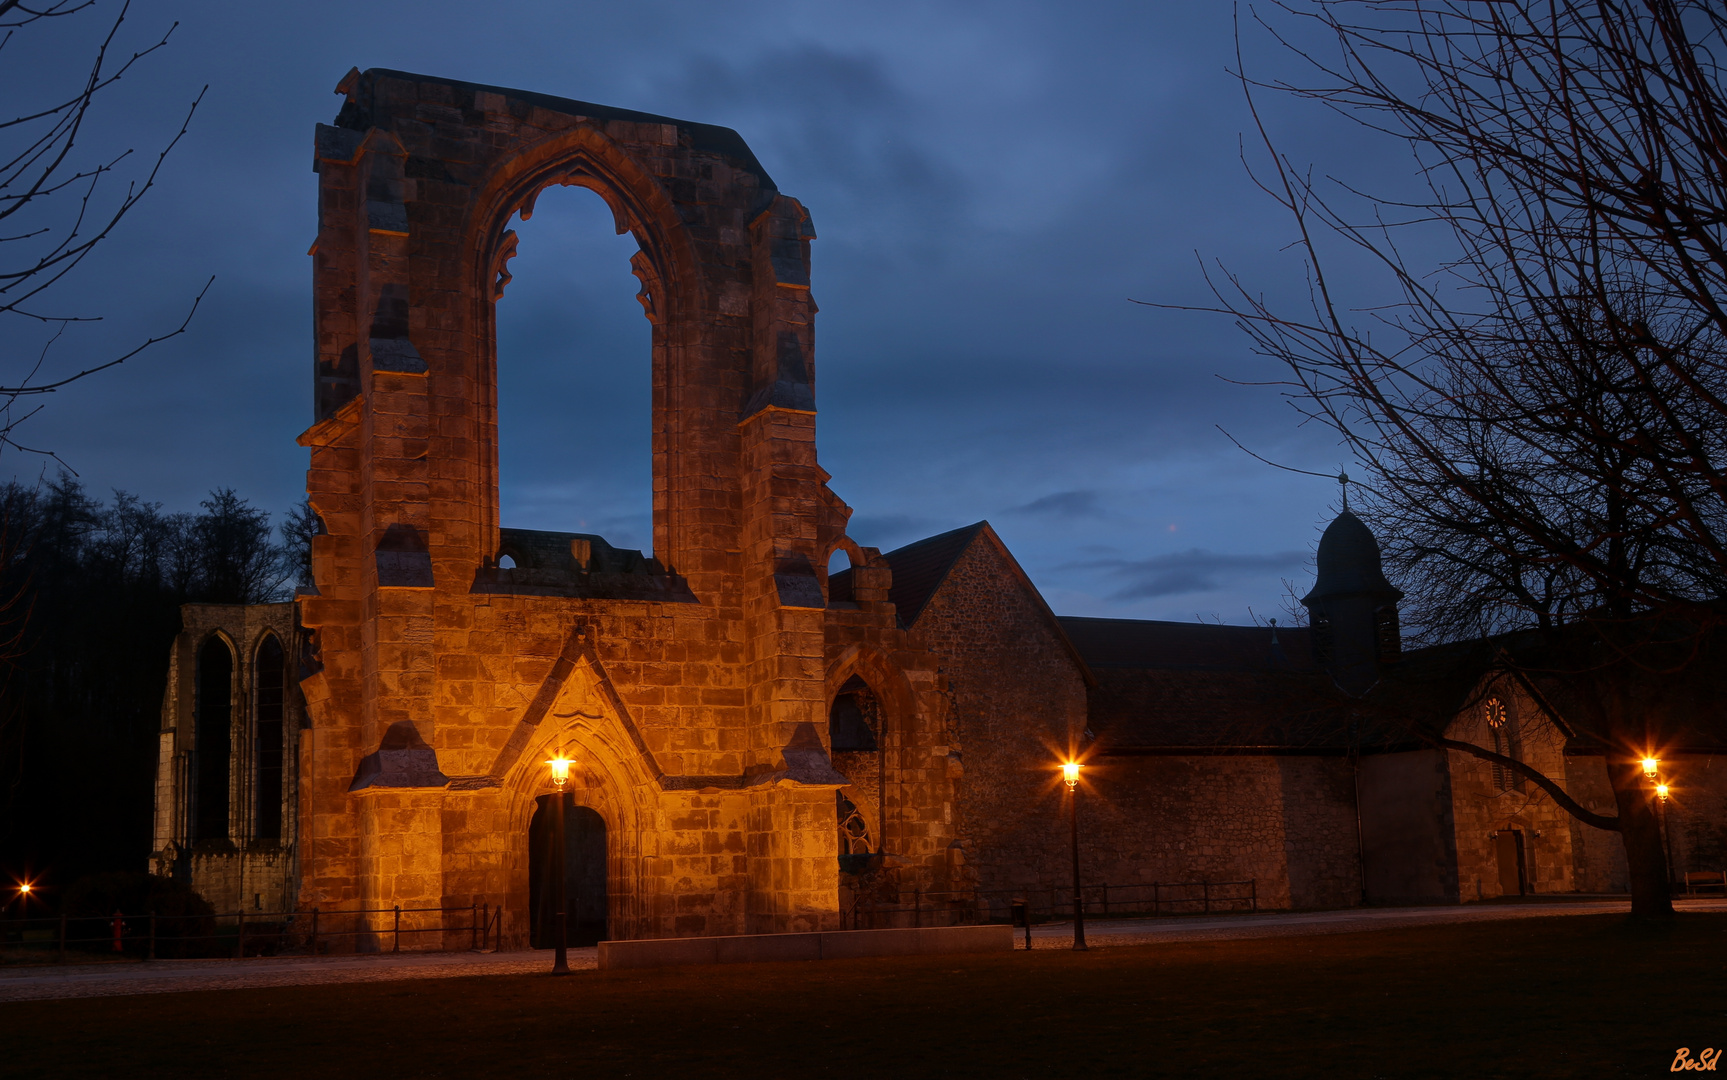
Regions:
[[528, 794, 608, 947]]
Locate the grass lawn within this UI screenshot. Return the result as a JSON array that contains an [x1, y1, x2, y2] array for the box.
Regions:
[[3, 913, 1723, 1078]]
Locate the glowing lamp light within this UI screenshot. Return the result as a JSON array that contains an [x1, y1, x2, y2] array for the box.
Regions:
[[1642, 757, 1660, 779], [1062, 761, 1081, 789], [547, 754, 573, 789], [16, 881, 30, 896], [1657, 783, 1670, 801]]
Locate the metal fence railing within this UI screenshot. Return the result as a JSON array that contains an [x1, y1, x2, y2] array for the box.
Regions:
[[843, 879, 1257, 931], [0, 902, 506, 964]]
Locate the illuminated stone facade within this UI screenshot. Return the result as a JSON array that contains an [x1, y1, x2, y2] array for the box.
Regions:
[[150, 70, 1724, 945], [286, 68, 970, 947]]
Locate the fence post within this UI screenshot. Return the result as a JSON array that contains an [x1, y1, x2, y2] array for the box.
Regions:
[[310, 907, 319, 956], [1250, 880, 1257, 913], [57, 913, 67, 964], [471, 902, 478, 951], [480, 903, 489, 951], [236, 910, 246, 959], [148, 913, 157, 961], [393, 906, 401, 953]]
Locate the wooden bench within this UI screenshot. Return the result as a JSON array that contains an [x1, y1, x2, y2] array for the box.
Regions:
[[1684, 871, 1727, 895]]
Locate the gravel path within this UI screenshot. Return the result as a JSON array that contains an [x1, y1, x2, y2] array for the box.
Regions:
[[4, 897, 1721, 1002]]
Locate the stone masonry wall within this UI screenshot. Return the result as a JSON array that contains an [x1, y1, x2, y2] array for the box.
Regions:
[[903, 533, 1090, 907], [294, 69, 891, 945], [1447, 678, 1589, 899], [1563, 754, 1631, 894], [1663, 754, 1727, 885], [154, 603, 304, 916], [1078, 755, 1361, 912]]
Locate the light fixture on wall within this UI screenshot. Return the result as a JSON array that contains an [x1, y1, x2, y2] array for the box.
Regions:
[[548, 754, 572, 789], [1642, 756, 1660, 779]]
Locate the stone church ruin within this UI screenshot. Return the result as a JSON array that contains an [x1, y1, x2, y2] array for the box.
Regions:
[[152, 69, 1727, 948]]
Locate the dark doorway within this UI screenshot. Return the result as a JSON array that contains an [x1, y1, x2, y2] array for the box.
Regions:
[[528, 795, 607, 947], [1494, 829, 1528, 896]]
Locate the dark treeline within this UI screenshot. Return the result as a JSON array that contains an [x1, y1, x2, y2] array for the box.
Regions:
[[0, 477, 312, 906]]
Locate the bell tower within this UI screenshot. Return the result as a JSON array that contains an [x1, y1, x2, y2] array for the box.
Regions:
[[1301, 510, 1403, 695]]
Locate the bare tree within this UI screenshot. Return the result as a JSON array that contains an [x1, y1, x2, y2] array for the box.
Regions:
[[1181, 0, 1727, 916], [2, 0, 208, 463]]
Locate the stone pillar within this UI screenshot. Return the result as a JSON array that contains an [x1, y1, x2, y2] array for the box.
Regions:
[[737, 195, 843, 930]]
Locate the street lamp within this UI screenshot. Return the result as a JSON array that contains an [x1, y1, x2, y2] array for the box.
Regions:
[[1063, 760, 1087, 951], [546, 753, 573, 975], [1656, 781, 1676, 886]]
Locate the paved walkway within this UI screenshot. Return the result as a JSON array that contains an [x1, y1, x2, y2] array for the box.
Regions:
[[0, 947, 597, 1003], [1023, 896, 1727, 949], [3, 897, 1721, 1002]]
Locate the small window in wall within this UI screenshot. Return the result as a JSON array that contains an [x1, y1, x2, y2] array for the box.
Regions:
[[194, 637, 234, 843], [1311, 616, 1333, 666], [1485, 696, 1524, 793], [826, 548, 854, 603], [1374, 605, 1401, 661], [255, 635, 285, 841]]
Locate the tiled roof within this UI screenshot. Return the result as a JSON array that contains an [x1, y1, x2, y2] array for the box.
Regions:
[[1061, 616, 1416, 753], [1057, 616, 1317, 671]]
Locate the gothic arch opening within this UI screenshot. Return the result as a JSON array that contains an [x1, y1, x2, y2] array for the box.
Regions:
[[830, 675, 883, 870], [527, 795, 608, 947], [193, 635, 234, 844], [495, 184, 651, 552], [253, 634, 286, 841]]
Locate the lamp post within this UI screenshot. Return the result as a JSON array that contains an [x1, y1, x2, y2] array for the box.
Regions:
[[1656, 782, 1676, 888], [1063, 761, 1086, 951], [547, 753, 573, 975]]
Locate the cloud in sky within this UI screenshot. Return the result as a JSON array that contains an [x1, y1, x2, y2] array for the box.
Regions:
[[1009, 490, 1104, 518], [0, 0, 1399, 624], [1076, 549, 1311, 601]]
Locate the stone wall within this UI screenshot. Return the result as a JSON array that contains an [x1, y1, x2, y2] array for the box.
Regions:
[[292, 69, 927, 946], [1359, 750, 1455, 904], [153, 603, 304, 915], [1562, 754, 1631, 894], [1079, 754, 1361, 912], [901, 532, 1091, 904], [1664, 754, 1727, 885], [1446, 678, 1588, 899]]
